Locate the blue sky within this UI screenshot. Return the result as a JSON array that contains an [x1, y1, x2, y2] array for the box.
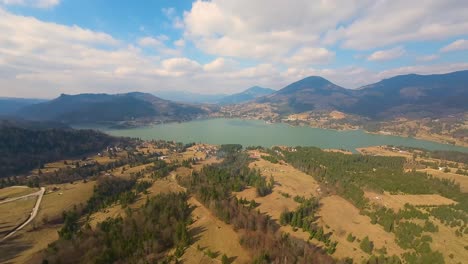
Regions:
[[0, 0, 467, 98]]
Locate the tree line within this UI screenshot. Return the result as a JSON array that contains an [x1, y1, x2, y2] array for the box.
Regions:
[[0, 125, 118, 178]]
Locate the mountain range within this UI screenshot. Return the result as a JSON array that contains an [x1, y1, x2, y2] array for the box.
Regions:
[[16, 92, 209, 123], [257, 70, 468, 119], [153, 86, 275, 105], [4, 70, 468, 123]]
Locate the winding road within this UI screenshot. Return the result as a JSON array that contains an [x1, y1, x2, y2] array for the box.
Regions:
[[1, 187, 45, 242]]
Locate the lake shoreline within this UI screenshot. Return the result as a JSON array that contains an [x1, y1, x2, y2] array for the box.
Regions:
[[74, 118, 468, 153]]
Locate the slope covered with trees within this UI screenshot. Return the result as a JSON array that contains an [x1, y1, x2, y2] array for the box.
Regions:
[[0, 124, 116, 178]]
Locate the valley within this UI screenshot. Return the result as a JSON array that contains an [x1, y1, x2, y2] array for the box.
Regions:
[[2, 2, 467, 264], [0, 129, 467, 263], [3, 71, 467, 147]]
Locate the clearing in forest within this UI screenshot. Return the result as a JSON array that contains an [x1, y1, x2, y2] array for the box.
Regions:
[[181, 197, 251, 264], [317, 195, 405, 261], [364, 191, 456, 211], [248, 156, 321, 197], [419, 168, 468, 192]]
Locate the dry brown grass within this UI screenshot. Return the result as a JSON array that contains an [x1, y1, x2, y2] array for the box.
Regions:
[[111, 163, 154, 179], [234, 187, 299, 221], [181, 197, 251, 264], [317, 195, 405, 261], [356, 146, 413, 158], [88, 203, 125, 228], [233, 154, 410, 262], [233, 155, 321, 222], [323, 149, 353, 154], [248, 156, 321, 197], [0, 224, 61, 264], [364, 191, 456, 211], [0, 186, 38, 201], [36, 181, 96, 223], [0, 197, 36, 236], [419, 168, 468, 192], [0, 182, 95, 263], [0, 181, 95, 263], [430, 218, 468, 264]]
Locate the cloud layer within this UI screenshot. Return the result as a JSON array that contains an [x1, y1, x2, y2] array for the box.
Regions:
[[0, 1, 467, 98]]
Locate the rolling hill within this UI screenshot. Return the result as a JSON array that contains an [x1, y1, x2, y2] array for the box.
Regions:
[[219, 86, 275, 105], [16, 92, 208, 123], [347, 71, 468, 118], [258, 77, 355, 113]]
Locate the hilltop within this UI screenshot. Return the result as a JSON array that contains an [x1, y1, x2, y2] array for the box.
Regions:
[[15, 92, 210, 124]]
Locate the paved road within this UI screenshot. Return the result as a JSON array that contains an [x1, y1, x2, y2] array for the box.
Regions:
[[1, 187, 45, 242]]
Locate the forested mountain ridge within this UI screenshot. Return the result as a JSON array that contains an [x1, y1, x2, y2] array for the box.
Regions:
[[254, 70, 468, 119], [0, 97, 47, 115], [258, 76, 356, 113], [15, 92, 209, 123], [346, 70, 468, 118]]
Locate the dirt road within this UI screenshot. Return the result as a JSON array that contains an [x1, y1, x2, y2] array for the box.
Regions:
[[1, 187, 45, 242]]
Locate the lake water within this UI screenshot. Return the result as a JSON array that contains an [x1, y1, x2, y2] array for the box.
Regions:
[[80, 118, 468, 153]]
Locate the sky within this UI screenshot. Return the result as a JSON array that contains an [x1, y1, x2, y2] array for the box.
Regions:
[[0, 0, 467, 98]]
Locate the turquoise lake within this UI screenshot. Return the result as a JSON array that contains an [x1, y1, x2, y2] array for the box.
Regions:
[[79, 118, 468, 153]]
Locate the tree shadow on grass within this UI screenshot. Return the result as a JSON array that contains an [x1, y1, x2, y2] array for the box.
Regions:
[[189, 225, 207, 244], [0, 234, 33, 264]]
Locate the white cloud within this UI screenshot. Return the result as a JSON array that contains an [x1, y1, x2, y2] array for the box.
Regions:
[[285, 47, 335, 66], [138, 36, 163, 48], [281, 62, 468, 89], [0, 6, 467, 98], [441, 39, 468, 52], [367, 46, 405, 61], [183, 0, 357, 60], [183, 0, 468, 58], [174, 39, 185, 47], [0, 0, 60, 8], [138, 36, 181, 57], [203, 57, 238, 72], [376, 62, 468, 80], [417, 54, 439, 62], [161, 57, 201, 72], [203, 58, 225, 72], [327, 1, 468, 49]]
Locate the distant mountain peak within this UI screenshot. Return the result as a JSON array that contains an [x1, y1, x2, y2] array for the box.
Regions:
[[276, 76, 346, 96], [218, 86, 275, 105]]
